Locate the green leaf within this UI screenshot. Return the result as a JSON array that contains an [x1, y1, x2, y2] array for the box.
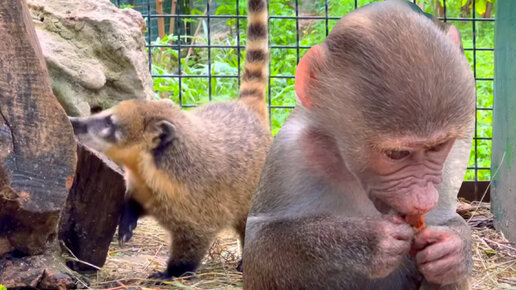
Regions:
[[484, 249, 496, 256], [215, 5, 233, 15], [190, 8, 204, 15], [476, 0, 487, 15], [0, 285, 6, 290]]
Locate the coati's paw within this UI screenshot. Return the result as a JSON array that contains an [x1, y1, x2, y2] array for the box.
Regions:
[[118, 199, 144, 246], [167, 261, 197, 278], [148, 263, 197, 281], [236, 259, 243, 272], [149, 271, 173, 281], [117, 222, 135, 246]]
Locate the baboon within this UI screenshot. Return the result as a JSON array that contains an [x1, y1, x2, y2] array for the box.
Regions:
[[243, 1, 474, 289]]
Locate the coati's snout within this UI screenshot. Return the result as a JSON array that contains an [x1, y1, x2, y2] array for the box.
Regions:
[[69, 116, 88, 135], [68, 100, 179, 159], [68, 111, 119, 152]]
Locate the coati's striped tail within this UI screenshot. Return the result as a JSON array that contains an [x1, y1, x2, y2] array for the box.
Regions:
[[239, 0, 269, 123]]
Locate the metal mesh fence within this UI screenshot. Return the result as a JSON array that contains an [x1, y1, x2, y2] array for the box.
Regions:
[[112, 0, 495, 186]]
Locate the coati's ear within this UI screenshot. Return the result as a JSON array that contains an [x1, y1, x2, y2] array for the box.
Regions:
[[150, 120, 177, 150], [295, 44, 326, 109]]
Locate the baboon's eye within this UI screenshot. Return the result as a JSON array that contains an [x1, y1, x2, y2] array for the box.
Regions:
[[385, 150, 411, 160], [427, 140, 449, 152]]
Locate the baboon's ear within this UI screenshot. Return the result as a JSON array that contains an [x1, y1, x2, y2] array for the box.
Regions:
[[444, 23, 464, 52], [151, 120, 177, 150], [295, 44, 326, 109]]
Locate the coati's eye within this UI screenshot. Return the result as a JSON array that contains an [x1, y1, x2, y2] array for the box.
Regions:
[[385, 150, 410, 160], [104, 115, 114, 127], [99, 115, 119, 141]]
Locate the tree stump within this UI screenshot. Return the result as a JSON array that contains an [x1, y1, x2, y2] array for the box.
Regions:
[[0, 0, 76, 287], [59, 144, 126, 272]]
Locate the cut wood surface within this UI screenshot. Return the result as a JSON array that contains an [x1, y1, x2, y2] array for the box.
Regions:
[[59, 144, 126, 272]]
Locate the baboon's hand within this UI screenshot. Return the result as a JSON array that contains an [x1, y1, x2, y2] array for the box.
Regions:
[[413, 226, 469, 285], [369, 215, 414, 278]]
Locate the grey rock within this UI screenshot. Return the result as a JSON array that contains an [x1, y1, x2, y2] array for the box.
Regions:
[[28, 0, 154, 116]]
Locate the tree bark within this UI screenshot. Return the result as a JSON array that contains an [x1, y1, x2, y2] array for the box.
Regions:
[[59, 144, 126, 272], [434, 0, 445, 18], [461, 0, 472, 18], [0, 0, 77, 287], [156, 0, 166, 39], [170, 0, 178, 38], [484, 2, 493, 18], [0, 0, 76, 257]]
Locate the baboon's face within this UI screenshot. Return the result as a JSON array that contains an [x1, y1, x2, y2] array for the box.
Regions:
[[70, 100, 177, 166]]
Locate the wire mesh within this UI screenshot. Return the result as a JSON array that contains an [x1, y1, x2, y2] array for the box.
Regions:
[[112, 0, 495, 184]]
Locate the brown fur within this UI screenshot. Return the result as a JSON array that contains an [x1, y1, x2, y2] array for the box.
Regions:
[[70, 0, 270, 279]]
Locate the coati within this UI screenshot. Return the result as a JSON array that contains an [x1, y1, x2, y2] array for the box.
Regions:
[[69, 0, 270, 280]]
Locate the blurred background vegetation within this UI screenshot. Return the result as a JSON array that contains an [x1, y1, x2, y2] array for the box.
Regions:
[[112, 0, 495, 182]]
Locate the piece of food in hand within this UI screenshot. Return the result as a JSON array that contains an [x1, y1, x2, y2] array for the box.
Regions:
[[405, 214, 426, 231]]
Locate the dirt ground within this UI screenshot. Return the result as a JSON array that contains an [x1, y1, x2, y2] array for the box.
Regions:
[[74, 201, 516, 290]]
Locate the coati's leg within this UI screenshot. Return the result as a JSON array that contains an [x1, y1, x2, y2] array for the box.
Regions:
[[234, 216, 247, 272], [119, 172, 153, 245], [149, 227, 216, 280], [118, 197, 144, 246]]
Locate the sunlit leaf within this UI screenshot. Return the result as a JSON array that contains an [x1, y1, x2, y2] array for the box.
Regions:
[[485, 249, 496, 256], [476, 0, 487, 15]]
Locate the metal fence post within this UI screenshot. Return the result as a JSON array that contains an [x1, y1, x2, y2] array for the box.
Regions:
[[491, 0, 516, 243]]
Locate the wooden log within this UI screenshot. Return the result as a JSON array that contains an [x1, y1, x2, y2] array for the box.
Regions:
[[0, 0, 76, 256], [59, 144, 126, 272], [0, 0, 76, 287], [0, 246, 75, 288]]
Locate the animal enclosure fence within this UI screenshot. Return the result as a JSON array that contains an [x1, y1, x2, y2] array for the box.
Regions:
[[112, 0, 495, 199]]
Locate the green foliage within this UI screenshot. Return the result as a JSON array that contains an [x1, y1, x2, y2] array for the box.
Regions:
[[146, 0, 494, 181], [0, 285, 6, 290], [120, 4, 134, 9], [461, 0, 496, 16]]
